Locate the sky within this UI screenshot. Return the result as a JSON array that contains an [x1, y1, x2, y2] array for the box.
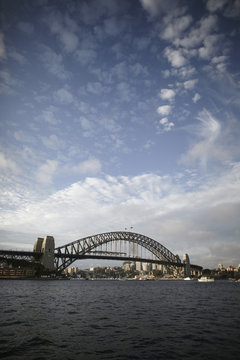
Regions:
[[0, 0, 240, 269]]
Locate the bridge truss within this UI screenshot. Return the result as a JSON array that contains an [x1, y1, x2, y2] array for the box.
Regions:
[[0, 231, 202, 275], [0, 250, 40, 262], [54, 231, 182, 272]]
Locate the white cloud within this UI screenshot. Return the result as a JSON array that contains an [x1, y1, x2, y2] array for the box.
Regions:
[[163, 66, 196, 79], [36, 160, 58, 185], [197, 109, 221, 142], [72, 158, 102, 175], [161, 69, 171, 78], [206, 0, 228, 12], [211, 55, 228, 64], [98, 117, 121, 133], [37, 107, 61, 125], [140, 0, 164, 17], [215, 62, 227, 73], [134, 36, 151, 51], [159, 117, 168, 125], [9, 50, 26, 65], [179, 109, 224, 168], [184, 79, 198, 90], [0, 69, 20, 95], [117, 82, 132, 102], [17, 22, 34, 35], [1, 167, 240, 267], [0, 152, 18, 173], [192, 93, 201, 103], [0, 70, 14, 84], [159, 88, 176, 101], [203, 55, 228, 77], [198, 34, 223, 60], [90, 67, 113, 84], [177, 66, 196, 79], [111, 42, 124, 59], [60, 30, 79, 52], [0, 32, 6, 60], [130, 63, 149, 77], [14, 130, 33, 143], [78, 116, 93, 130], [46, 13, 79, 52], [103, 17, 126, 36], [111, 61, 128, 80], [42, 111, 59, 125], [41, 134, 64, 150], [75, 49, 97, 65], [159, 117, 175, 132], [140, 0, 185, 18], [54, 88, 74, 104], [40, 45, 70, 80], [197, 14, 218, 37], [161, 15, 193, 41], [87, 82, 107, 94], [223, 0, 240, 17], [157, 105, 172, 116], [211, 55, 228, 73], [174, 15, 218, 49], [143, 140, 154, 149], [78, 0, 125, 26], [164, 47, 187, 68]]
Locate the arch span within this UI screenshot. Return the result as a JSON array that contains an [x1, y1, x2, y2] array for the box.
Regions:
[[54, 231, 181, 272]]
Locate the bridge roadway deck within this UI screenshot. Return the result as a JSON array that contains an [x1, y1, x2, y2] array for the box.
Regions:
[[0, 249, 202, 271], [0, 249, 41, 259]]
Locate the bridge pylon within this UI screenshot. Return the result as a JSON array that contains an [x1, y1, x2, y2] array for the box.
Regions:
[[33, 236, 55, 271], [183, 253, 191, 278]]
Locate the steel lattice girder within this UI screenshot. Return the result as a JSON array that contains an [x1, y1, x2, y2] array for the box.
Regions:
[[0, 250, 40, 261], [54, 231, 181, 271]]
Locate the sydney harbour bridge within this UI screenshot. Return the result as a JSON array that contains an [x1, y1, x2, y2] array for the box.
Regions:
[[0, 231, 202, 277]]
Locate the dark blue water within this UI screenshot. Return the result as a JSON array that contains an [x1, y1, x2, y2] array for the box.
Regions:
[[0, 279, 239, 360]]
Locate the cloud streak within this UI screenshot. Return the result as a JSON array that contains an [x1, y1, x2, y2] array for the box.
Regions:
[[179, 109, 227, 169], [1, 166, 239, 267]]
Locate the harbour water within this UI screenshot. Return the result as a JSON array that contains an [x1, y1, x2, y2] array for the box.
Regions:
[[0, 279, 239, 360]]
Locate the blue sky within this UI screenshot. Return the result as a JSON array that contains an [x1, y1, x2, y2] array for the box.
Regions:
[[0, 0, 240, 268]]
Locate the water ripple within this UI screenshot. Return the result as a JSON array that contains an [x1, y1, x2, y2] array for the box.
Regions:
[[0, 280, 239, 360]]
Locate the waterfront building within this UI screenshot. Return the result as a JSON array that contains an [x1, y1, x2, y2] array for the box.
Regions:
[[226, 265, 235, 272], [66, 266, 78, 276], [123, 262, 136, 271], [218, 264, 224, 271], [136, 262, 142, 271], [142, 263, 152, 272], [152, 263, 157, 271], [0, 266, 35, 278]]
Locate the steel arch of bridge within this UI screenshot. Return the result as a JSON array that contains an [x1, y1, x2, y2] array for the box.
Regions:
[[54, 231, 181, 272]]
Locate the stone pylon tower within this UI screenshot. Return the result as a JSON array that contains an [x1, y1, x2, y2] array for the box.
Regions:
[[33, 236, 55, 271], [183, 253, 191, 278]]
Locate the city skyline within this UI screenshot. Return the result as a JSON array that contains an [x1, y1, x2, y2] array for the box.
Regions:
[[0, 0, 240, 268]]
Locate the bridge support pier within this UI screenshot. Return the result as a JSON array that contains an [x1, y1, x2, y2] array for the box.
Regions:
[[33, 236, 55, 271], [183, 253, 191, 278]]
